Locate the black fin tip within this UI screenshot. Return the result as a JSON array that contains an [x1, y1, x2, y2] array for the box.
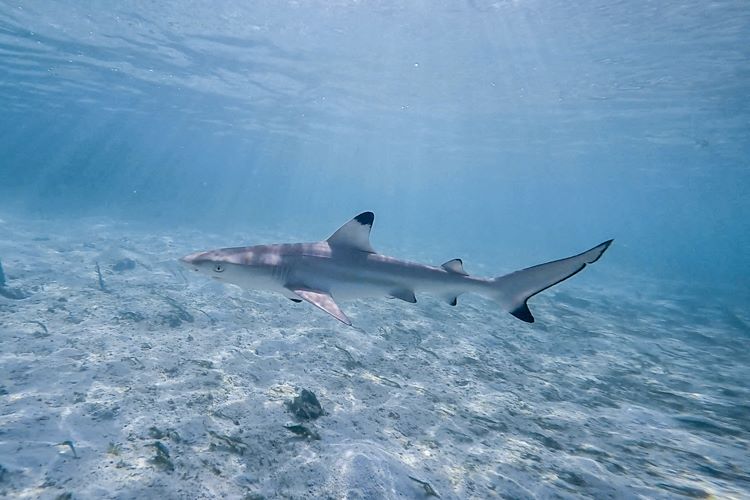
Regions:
[[354, 211, 374, 226], [510, 303, 535, 323]]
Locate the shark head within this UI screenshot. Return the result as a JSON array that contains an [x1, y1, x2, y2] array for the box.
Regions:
[[179, 250, 239, 283], [179, 245, 282, 288]]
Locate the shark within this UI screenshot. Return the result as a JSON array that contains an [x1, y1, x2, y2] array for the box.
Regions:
[[180, 212, 612, 326]]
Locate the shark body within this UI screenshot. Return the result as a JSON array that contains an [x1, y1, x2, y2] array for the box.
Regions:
[[181, 212, 612, 326]]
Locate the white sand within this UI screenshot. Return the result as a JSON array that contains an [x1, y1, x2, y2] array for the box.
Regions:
[[1, 213, 748, 499]]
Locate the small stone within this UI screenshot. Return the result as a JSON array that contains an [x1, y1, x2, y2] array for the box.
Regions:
[[0, 286, 30, 300], [150, 441, 174, 471], [283, 424, 320, 440], [112, 258, 136, 272], [285, 389, 325, 421]]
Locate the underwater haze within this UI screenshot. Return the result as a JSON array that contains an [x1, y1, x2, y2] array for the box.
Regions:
[[1, 1, 749, 499]]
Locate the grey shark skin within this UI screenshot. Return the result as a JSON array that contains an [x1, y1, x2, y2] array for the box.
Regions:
[[180, 212, 613, 326]]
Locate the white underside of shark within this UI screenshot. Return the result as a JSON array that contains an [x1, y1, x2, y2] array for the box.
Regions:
[[181, 212, 612, 326]]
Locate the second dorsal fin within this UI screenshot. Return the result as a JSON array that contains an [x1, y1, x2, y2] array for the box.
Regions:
[[441, 258, 468, 275], [326, 212, 375, 253]]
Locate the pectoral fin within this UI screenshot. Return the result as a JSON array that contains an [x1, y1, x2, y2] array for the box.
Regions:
[[290, 288, 352, 326]]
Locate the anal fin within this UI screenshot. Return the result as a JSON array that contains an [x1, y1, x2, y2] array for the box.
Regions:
[[289, 288, 352, 326]]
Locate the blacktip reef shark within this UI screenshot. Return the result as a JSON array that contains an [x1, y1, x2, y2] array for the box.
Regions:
[[180, 212, 612, 326]]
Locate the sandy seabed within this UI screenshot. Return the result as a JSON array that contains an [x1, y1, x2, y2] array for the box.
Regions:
[[1, 214, 748, 499]]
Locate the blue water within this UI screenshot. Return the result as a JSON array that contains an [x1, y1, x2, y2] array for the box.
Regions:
[[0, 1, 748, 498]]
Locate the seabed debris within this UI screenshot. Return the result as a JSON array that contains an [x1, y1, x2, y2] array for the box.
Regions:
[[0, 259, 30, 299]]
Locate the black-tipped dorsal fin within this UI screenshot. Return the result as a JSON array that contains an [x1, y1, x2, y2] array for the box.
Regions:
[[327, 212, 375, 253], [441, 258, 468, 275]]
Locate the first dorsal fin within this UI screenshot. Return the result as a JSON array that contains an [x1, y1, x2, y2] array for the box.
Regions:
[[441, 258, 468, 275], [327, 211, 375, 253]]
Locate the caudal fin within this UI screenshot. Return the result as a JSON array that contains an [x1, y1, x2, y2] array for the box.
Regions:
[[492, 240, 613, 323]]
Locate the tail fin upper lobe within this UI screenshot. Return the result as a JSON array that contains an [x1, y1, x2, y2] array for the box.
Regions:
[[492, 240, 613, 323]]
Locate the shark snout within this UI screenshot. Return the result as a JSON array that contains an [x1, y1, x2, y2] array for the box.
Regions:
[[179, 251, 205, 271]]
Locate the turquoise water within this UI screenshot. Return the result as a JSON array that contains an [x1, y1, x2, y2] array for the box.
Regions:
[[1, 1, 748, 498]]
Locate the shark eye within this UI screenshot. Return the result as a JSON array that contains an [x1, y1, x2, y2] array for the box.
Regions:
[[213, 263, 225, 273]]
